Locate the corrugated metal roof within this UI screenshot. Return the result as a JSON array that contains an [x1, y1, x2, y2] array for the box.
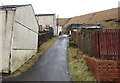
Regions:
[[71, 24, 100, 26], [67, 24, 101, 29], [84, 26, 102, 29]]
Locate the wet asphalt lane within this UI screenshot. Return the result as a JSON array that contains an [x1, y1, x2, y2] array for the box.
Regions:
[[3, 36, 71, 81]]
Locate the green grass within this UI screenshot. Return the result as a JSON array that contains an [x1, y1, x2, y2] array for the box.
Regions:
[[68, 47, 96, 81], [3, 36, 58, 79]]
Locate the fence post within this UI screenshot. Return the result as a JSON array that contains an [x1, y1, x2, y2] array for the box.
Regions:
[[98, 31, 101, 59]]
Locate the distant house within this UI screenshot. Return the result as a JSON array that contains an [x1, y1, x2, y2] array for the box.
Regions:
[[57, 24, 62, 36], [0, 4, 38, 73], [67, 24, 101, 35], [36, 14, 57, 35]]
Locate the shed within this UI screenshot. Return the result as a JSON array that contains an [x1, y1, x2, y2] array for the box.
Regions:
[[35, 14, 57, 35], [0, 4, 38, 73], [57, 24, 62, 36], [67, 24, 101, 35]]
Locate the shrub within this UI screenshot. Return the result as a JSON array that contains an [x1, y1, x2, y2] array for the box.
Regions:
[[69, 41, 77, 47]]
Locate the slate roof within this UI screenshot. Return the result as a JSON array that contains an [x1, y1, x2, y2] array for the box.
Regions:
[[0, 4, 31, 10], [35, 14, 55, 16]]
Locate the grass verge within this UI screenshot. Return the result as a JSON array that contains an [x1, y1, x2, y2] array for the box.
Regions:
[[68, 47, 96, 81], [3, 36, 58, 79]]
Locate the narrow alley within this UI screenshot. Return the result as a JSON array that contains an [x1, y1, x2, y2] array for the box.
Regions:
[[3, 36, 71, 81]]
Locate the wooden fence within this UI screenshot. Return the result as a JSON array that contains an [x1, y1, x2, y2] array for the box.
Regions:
[[72, 29, 120, 60], [38, 30, 54, 48]]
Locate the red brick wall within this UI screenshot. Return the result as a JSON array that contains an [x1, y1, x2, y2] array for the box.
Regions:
[[84, 56, 120, 82]]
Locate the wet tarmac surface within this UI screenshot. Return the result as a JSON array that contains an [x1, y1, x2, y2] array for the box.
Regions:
[[3, 36, 71, 81]]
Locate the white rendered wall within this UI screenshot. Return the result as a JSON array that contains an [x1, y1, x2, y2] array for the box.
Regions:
[[57, 25, 62, 35], [0, 10, 14, 73], [36, 15, 57, 35], [0, 5, 39, 73], [10, 5, 38, 72]]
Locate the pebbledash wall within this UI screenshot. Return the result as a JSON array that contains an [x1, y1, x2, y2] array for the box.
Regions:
[[35, 14, 57, 35], [0, 4, 38, 73]]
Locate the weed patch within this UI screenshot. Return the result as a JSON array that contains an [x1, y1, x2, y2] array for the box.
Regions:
[[68, 47, 96, 81]]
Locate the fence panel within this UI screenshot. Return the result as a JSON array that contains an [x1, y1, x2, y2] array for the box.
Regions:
[[38, 31, 53, 48], [99, 29, 120, 60], [91, 31, 99, 58], [79, 34, 84, 52], [72, 29, 120, 60]]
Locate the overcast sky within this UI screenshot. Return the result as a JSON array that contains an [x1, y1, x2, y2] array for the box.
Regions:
[[0, 0, 119, 18]]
